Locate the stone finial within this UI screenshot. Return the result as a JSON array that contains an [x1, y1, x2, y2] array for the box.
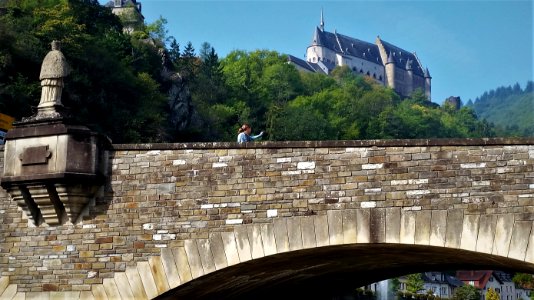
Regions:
[[37, 40, 71, 116], [39, 40, 70, 80]]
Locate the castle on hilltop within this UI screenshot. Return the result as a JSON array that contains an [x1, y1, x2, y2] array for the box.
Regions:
[[104, 0, 144, 33], [289, 11, 432, 100]]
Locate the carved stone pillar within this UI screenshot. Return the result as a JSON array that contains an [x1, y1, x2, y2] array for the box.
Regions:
[[1, 41, 110, 226]]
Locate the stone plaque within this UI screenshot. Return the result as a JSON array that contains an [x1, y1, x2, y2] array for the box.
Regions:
[[20, 145, 52, 165]]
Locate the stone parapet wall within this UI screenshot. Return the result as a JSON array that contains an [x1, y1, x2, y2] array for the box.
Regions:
[[0, 139, 533, 293]]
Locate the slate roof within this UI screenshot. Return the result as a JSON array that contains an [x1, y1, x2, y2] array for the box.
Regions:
[[287, 55, 329, 74], [312, 28, 383, 65], [380, 39, 425, 76], [421, 272, 464, 287], [287, 55, 316, 72]]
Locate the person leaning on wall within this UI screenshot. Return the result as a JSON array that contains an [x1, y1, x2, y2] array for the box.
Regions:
[[237, 123, 264, 143]]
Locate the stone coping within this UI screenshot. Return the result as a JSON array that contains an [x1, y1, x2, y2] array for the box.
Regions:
[[112, 137, 534, 150]]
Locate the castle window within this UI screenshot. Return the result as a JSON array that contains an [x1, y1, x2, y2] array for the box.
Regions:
[[366, 71, 370, 76], [360, 69, 363, 73], [373, 73, 376, 79], [379, 75, 383, 81], [352, 67, 357, 71]]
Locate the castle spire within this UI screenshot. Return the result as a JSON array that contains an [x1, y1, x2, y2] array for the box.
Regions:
[[320, 8, 325, 31]]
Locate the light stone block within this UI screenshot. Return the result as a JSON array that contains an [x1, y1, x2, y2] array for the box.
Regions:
[[526, 222, 534, 264], [234, 226, 252, 262], [79, 291, 95, 300], [50, 292, 81, 300], [273, 218, 290, 253], [208, 233, 228, 270], [0, 277, 9, 296], [220, 232, 240, 266], [445, 210, 464, 248], [492, 214, 515, 256], [172, 247, 192, 284], [125, 267, 149, 300], [137, 261, 159, 299], [287, 217, 303, 251], [414, 210, 431, 245], [300, 216, 316, 248], [27, 292, 50, 300], [460, 214, 480, 251], [400, 210, 416, 244], [476, 215, 497, 254], [248, 225, 265, 259], [260, 224, 277, 256], [508, 221, 532, 261], [113, 273, 134, 300], [148, 256, 170, 295], [385, 207, 401, 243], [342, 210, 358, 244], [195, 239, 216, 274], [11, 293, 25, 300], [314, 214, 330, 247], [1, 285, 18, 300], [91, 284, 108, 300], [102, 278, 121, 300], [370, 209, 385, 243], [429, 210, 447, 247], [327, 210, 344, 245], [160, 248, 181, 288], [356, 209, 370, 243]]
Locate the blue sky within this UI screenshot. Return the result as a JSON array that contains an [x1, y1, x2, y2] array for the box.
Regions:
[[109, 0, 532, 104]]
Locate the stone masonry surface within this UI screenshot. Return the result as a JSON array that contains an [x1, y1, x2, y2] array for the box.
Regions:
[[0, 138, 533, 292]]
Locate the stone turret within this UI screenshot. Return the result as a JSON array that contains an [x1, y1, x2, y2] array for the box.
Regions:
[[385, 52, 396, 90], [424, 67, 432, 100], [1, 41, 110, 226]]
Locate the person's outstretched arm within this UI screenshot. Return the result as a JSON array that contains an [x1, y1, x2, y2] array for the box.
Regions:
[[250, 131, 264, 140]]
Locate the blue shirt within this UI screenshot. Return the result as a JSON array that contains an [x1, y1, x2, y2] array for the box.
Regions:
[[237, 132, 263, 143]]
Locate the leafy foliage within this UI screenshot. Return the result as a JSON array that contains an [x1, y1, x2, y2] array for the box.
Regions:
[[468, 81, 534, 137], [406, 273, 425, 294], [452, 285, 481, 300], [512, 273, 534, 289], [0, 0, 169, 143], [485, 288, 499, 300], [0, 0, 502, 143]]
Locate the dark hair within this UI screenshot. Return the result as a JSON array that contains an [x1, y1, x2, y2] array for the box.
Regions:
[[238, 123, 250, 133]]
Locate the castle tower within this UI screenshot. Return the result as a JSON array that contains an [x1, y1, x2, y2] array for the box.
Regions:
[[405, 59, 413, 96], [106, 0, 144, 33], [424, 68, 432, 100], [385, 52, 396, 90]]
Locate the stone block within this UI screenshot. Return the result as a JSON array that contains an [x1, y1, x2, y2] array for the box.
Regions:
[[492, 214, 515, 256], [286, 217, 303, 251], [327, 210, 343, 245], [508, 221, 532, 261], [460, 214, 479, 251], [260, 223, 277, 256], [136, 261, 158, 299], [148, 256, 170, 295]]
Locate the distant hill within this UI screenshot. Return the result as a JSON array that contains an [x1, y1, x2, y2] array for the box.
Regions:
[[466, 81, 534, 137]]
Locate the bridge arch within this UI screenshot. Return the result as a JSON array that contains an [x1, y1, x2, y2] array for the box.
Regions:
[[1, 139, 533, 299]]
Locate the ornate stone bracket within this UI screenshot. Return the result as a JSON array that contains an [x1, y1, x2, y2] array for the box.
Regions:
[[0, 41, 110, 226]]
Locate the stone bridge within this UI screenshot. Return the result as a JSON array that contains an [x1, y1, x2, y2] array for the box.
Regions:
[[0, 138, 533, 299]]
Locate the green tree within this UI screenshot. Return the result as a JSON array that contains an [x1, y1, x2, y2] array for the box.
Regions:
[[453, 285, 481, 300], [406, 273, 425, 294], [486, 288, 500, 300], [0, 0, 170, 143], [512, 273, 534, 289]]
